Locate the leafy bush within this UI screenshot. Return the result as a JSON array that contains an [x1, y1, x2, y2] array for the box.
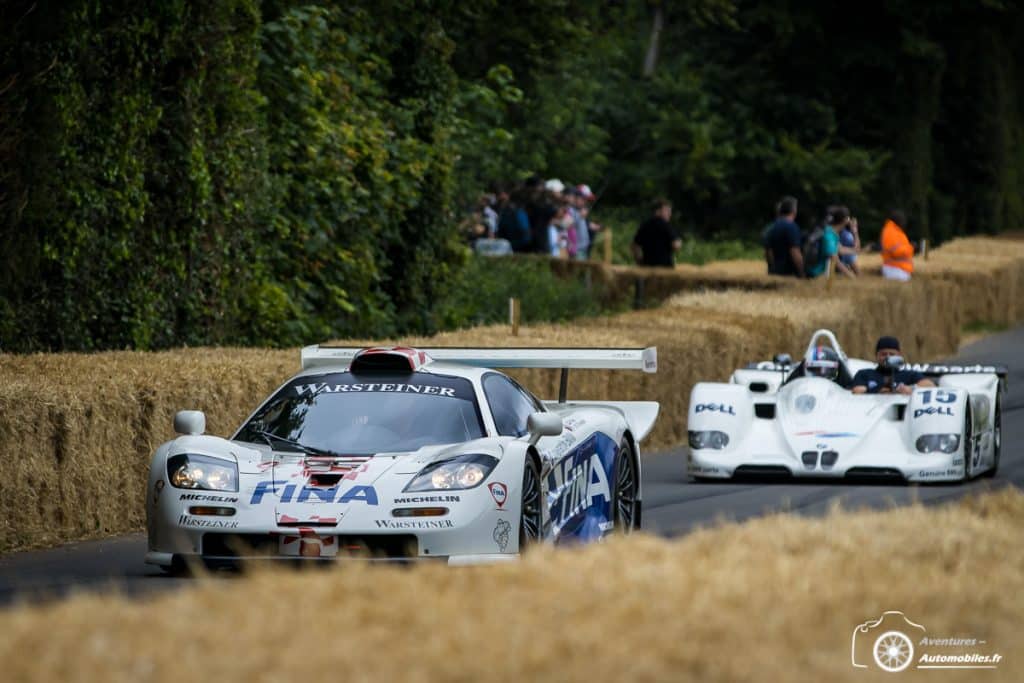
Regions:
[[435, 254, 610, 330]]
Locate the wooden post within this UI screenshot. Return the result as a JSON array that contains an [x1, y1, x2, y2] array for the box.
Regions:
[[825, 257, 834, 290], [922, 238, 928, 261], [603, 227, 613, 265], [509, 297, 520, 336]]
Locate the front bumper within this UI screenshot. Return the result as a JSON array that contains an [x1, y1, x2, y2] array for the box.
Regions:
[[688, 449, 965, 482]]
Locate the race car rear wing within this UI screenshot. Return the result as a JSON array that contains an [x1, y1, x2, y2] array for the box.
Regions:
[[743, 360, 1009, 390], [301, 346, 657, 402], [906, 363, 1009, 391]]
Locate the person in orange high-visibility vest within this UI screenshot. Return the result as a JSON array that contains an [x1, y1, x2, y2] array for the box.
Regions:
[[880, 210, 914, 281]]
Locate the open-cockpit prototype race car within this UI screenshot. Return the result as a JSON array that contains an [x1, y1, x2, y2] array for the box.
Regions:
[[687, 329, 1005, 483], [146, 346, 658, 571]]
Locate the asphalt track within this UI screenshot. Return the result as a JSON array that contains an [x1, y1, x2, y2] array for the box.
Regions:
[[2, 326, 1022, 605]]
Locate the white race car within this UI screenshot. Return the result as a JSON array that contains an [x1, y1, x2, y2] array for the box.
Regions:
[[687, 329, 1004, 483], [146, 346, 658, 571]]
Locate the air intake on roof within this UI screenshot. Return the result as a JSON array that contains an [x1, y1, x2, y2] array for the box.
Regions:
[[350, 347, 430, 373]]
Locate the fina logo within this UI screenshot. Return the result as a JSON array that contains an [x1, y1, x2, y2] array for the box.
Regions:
[[488, 482, 508, 509], [695, 403, 736, 416]]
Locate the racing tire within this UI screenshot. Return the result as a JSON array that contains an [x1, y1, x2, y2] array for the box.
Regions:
[[518, 456, 542, 551], [983, 399, 1001, 478], [961, 405, 974, 482], [612, 440, 640, 533], [159, 555, 192, 577]]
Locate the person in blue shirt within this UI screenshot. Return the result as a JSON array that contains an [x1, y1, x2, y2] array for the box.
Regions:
[[851, 336, 935, 395], [764, 196, 804, 277], [807, 206, 857, 279]]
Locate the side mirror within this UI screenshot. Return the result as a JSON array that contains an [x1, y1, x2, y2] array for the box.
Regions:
[[527, 412, 563, 446], [174, 410, 206, 436], [773, 353, 793, 367], [884, 355, 904, 370]]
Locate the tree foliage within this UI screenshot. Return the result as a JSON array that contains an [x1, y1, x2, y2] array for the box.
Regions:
[[1, 0, 1022, 351]]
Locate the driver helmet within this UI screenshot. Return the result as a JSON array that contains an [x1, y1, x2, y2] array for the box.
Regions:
[[806, 345, 840, 380]]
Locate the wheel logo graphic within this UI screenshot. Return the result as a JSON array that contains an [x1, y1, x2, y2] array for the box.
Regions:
[[873, 630, 914, 672]]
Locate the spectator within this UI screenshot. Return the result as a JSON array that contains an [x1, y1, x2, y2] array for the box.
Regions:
[[576, 184, 603, 256], [526, 177, 558, 254], [838, 209, 861, 275], [496, 186, 533, 252], [548, 203, 574, 258], [880, 210, 914, 281], [632, 198, 681, 267], [807, 206, 856, 278], [567, 187, 591, 260], [764, 196, 804, 278], [480, 194, 498, 237]]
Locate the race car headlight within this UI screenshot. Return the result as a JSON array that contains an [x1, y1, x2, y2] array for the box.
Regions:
[[688, 430, 729, 450], [915, 434, 960, 454], [404, 454, 498, 492], [167, 453, 238, 491]]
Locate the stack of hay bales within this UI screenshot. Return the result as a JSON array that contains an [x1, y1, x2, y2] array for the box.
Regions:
[[0, 237, 1020, 552], [1, 488, 1021, 681]]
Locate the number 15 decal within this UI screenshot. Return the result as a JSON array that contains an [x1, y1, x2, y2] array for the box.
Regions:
[[920, 389, 956, 404]]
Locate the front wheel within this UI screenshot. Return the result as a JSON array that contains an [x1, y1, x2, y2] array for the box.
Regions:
[[612, 441, 640, 532], [518, 456, 542, 550]]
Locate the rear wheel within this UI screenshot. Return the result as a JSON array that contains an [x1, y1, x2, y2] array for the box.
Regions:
[[612, 441, 639, 532], [518, 456, 542, 550], [984, 400, 1001, 478]]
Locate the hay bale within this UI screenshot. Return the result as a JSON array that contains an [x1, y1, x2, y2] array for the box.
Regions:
[[0, 237, 1022, 552], [0, 489, 1021, 682]]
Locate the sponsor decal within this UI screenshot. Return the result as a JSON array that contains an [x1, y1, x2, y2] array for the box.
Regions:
[[852, 611, 1002, 673], [917, 469, 960, 478], [905, 363, 1003, 375], [689, 466, 721, 475], [179, 493, 239, 503], [374, 519, 454, 530], [562, 417, 586, 432], [393, 495, 460, 504], [178, 515, 239, 529], [293, 382, 456, 398], [488, 482, 508, 509], [548, 432, 579, 459], [913, 407, 954, 419], [952, 457, 964, 466], [153, 479, 165, 504], [695, 402, 736, 416], [493, 518, 511, 551], [249, 480, 378, 506], [548, 452, 611, 527]]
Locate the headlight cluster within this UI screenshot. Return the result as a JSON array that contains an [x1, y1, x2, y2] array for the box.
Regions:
[[405, 454, 498, 492], [915, 434, 960, 454], [167, 453, 239, 491], [688, 430, 729, 450]]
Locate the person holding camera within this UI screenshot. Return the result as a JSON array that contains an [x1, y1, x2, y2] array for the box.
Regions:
[[851, 336, 935, 395]]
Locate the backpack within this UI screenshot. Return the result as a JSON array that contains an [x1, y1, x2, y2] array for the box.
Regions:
[[802, 225, 825, 268]]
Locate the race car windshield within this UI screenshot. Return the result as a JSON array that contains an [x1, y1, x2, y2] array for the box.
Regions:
[[233, 372, 485, 455]]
